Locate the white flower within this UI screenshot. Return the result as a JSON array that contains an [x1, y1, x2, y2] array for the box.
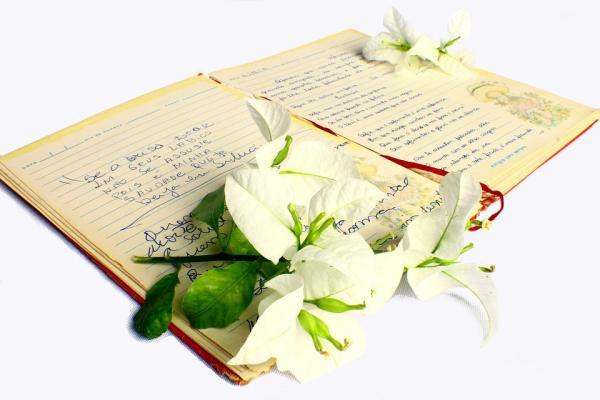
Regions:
[[228, 99, 386, 263], [363, 7, 475, 76], [362, 7, 421, 66], [274, 141, 362, 207], [225, 169, 297, 263], [406, 262, 497, 344], [247, 98, 290, 142], [249, 99, 362, 208], [228, 274, 365, 383], [225, 167, 384, 263], [250, 98, 357, 177], [446, 8, 471, 44], [406, 35, 475, 77], [376, 172, 498, 342], [292, 233, 404, 312], [307, 178, 384, 224], [400, 172, 482, 265]]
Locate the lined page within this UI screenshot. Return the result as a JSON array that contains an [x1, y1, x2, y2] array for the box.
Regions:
[[0, 75, 439, 371], [0, 76, 273, 364], [211, 30, 599, 193]]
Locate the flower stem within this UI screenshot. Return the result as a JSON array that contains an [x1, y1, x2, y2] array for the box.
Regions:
[[288, 203, 303, 248], [301, 215, 335, 248]]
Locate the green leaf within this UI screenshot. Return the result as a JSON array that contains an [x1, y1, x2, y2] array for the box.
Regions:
[[191, 185, 225, 244], [438, 36, 461, 54], [271, 135, 293, 166], [133, 270, 179, 339], [225, 225, 260, 256], [182, 261, 258, 329]]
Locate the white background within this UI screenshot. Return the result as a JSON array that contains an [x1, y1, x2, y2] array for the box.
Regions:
[[0, 1, 599, 399]]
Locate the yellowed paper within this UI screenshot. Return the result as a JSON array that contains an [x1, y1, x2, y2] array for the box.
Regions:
[[211, 30, 599, 193], [0, 74, 440, 381]]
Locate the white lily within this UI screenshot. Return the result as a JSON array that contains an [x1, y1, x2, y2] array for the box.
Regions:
[[411, 9, 474, 76], [400, 172, 482, 265], [376, 172, 498, 342], [406, 35, 474, 77], [225, 168, 297, 263], [445, 8, 471, 47], [225, 165, 384, 264], [292, 233, 403, 312], [407, 261, 497, 345], [247, 98, 290, 142], [249, 99, 360, 207], [308, 178, 383, 224], [406, 173, 496, 342], [363, 7, 421, 66], [228, 274, 365, 383], [249, 98, 357, 178], [230, 99, 384, 263], [363, 7, 475, 76], [276, 141, 361, 207]]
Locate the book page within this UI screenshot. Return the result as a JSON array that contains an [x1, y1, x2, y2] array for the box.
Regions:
[[0, 75, 439, 379], [211, 30, 599, 193]]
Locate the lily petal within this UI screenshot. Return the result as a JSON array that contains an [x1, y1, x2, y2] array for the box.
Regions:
[[255, 135, 288, 169], [280, 141, 359, 181], [308, 178, 384, 224], [441, 263, 497, 344], [407, 266, 461, 300], [282, 174, 332, 211], [447, 8, 471, 41], [362, 32, 405, 64], [405, 35, 474, 77], [383, 7, 421, 45], [435, 54, 475, 77], [368, 250, 406, 311], [225, 169, 297, 263], [247, 99, 291, 142], [229, 274, 304, 366], [276, 306, 366, 383], [401, 208, 447, 261], [405, 34, 441, 68], [434, 172, 482, 259], [294, 259, 354, 300], [435, 53, 475, 77], [401, 172, 481, 261], [275, 141, 362, 208], [293, 234, 375, 305], [407, 263, 497, 344]]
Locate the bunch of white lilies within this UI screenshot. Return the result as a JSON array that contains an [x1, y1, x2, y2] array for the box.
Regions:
[[225, 99, 497, 382], [363, 7, 475, 76]]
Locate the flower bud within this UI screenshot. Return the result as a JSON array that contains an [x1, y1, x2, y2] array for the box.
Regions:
[[297, 309, 349, 354], [305, 297, 366, 313]]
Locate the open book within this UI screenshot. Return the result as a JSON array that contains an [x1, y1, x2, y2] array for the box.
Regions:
[[0, 30, 597, 384], [211, 30, 598, 194]]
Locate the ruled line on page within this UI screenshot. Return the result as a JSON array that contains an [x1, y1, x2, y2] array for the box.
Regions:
[[39, 87, 237, 186], [53, 102, 250, 200], [29, 85, 219, 177]]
